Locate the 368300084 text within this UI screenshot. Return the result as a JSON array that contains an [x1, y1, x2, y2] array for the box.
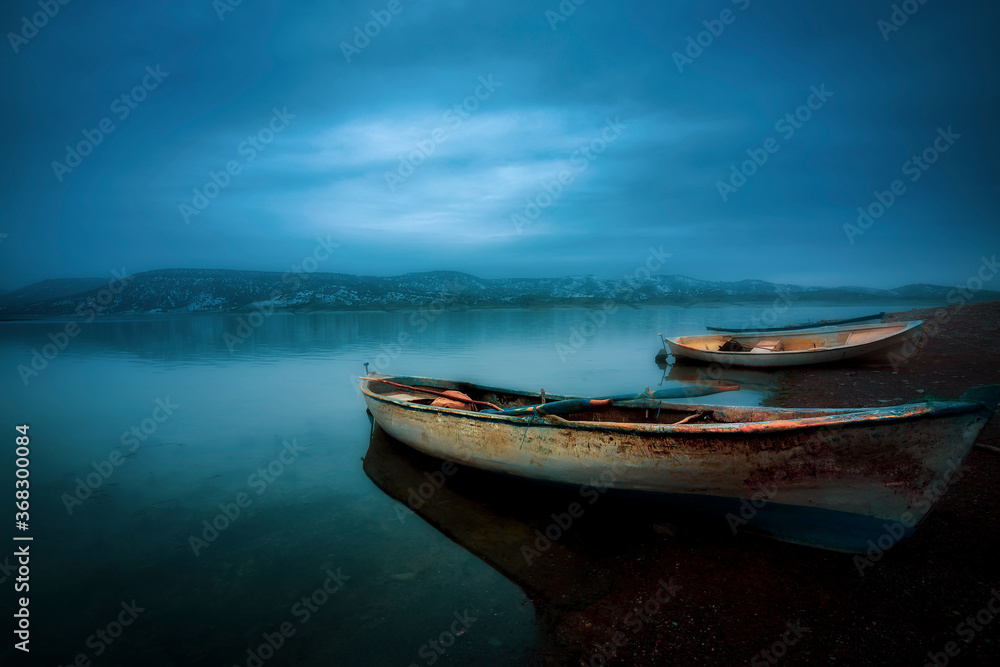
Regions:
[[13, 423, 33, 653]]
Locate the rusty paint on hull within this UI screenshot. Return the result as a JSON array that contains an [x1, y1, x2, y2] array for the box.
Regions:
[[361, 376, 999, 552]]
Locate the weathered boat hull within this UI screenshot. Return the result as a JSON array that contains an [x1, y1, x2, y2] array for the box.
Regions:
[[361, 375, 999, 552], [666, 321, 924, 368]]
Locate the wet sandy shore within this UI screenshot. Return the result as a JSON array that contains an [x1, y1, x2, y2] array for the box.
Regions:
[[534, 301, 1000, 665], [366, 301, 1000, 665]]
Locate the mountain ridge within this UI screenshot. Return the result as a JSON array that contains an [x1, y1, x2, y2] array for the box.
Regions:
[[0, 268, 996, 318]]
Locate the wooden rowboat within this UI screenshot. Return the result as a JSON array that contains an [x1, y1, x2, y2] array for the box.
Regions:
[[360, 373, 999, 553], [706, 312, 885, 333], [663, 320, 924, 368]]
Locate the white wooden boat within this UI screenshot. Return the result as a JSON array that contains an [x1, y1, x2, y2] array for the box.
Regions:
[[664, 321, 924, 368]]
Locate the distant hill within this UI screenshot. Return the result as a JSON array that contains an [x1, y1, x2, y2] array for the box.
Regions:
[[0, 269, 996, 318], [0, 277, 109, 309]]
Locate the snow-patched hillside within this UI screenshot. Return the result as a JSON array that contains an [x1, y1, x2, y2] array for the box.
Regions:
[[0, 269, 993, 318]]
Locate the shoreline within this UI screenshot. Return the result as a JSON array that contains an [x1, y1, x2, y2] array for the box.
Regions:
[[762, 300, 1000, 412], [0, 299, 961, 323], [531, 300, 1000, 665]]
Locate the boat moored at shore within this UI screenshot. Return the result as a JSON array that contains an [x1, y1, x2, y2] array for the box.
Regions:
[[360, 373, 999, 553], [660, 321, 924, 368]]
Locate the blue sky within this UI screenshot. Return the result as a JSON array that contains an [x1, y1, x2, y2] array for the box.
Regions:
[[1, 0, 998, 290]]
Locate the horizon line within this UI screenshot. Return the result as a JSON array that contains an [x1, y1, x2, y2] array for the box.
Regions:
[[0, 266, 966, 295]]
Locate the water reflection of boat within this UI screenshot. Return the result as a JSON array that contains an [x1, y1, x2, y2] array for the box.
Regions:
[[660, 361, 778, 393], [363, 423, 718, 661], [361, 374, 1000, 552], [362, 423, 617, 609]]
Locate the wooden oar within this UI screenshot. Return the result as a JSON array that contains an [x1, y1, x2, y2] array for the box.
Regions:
[[482, 384, 739, 417], [486, 398, 613, 417], [365, 377, 501, 411]]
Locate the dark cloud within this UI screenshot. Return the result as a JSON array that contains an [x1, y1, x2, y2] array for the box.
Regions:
[[1, 0, 997, 290]]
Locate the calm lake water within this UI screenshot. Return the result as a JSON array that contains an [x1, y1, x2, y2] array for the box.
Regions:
[[0, 304, 912, 665]]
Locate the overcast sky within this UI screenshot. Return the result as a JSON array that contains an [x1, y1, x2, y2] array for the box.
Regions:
[[1, 0, 998, 290]]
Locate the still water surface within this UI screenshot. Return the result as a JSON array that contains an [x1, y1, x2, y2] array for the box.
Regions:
[[0, 305, 907, 665]]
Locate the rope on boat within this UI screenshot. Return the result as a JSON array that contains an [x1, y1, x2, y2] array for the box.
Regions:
[[519, 414, 537, 450], [367, 378, 501, 411], [674, 411, 706, 425]]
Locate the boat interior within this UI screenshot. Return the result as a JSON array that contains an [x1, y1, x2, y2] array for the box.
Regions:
[[677, 323, 909, 353], [366, 377, 859, 426]]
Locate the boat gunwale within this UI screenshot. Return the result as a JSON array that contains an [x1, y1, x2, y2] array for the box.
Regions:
[[705, 312, 886, 334]]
